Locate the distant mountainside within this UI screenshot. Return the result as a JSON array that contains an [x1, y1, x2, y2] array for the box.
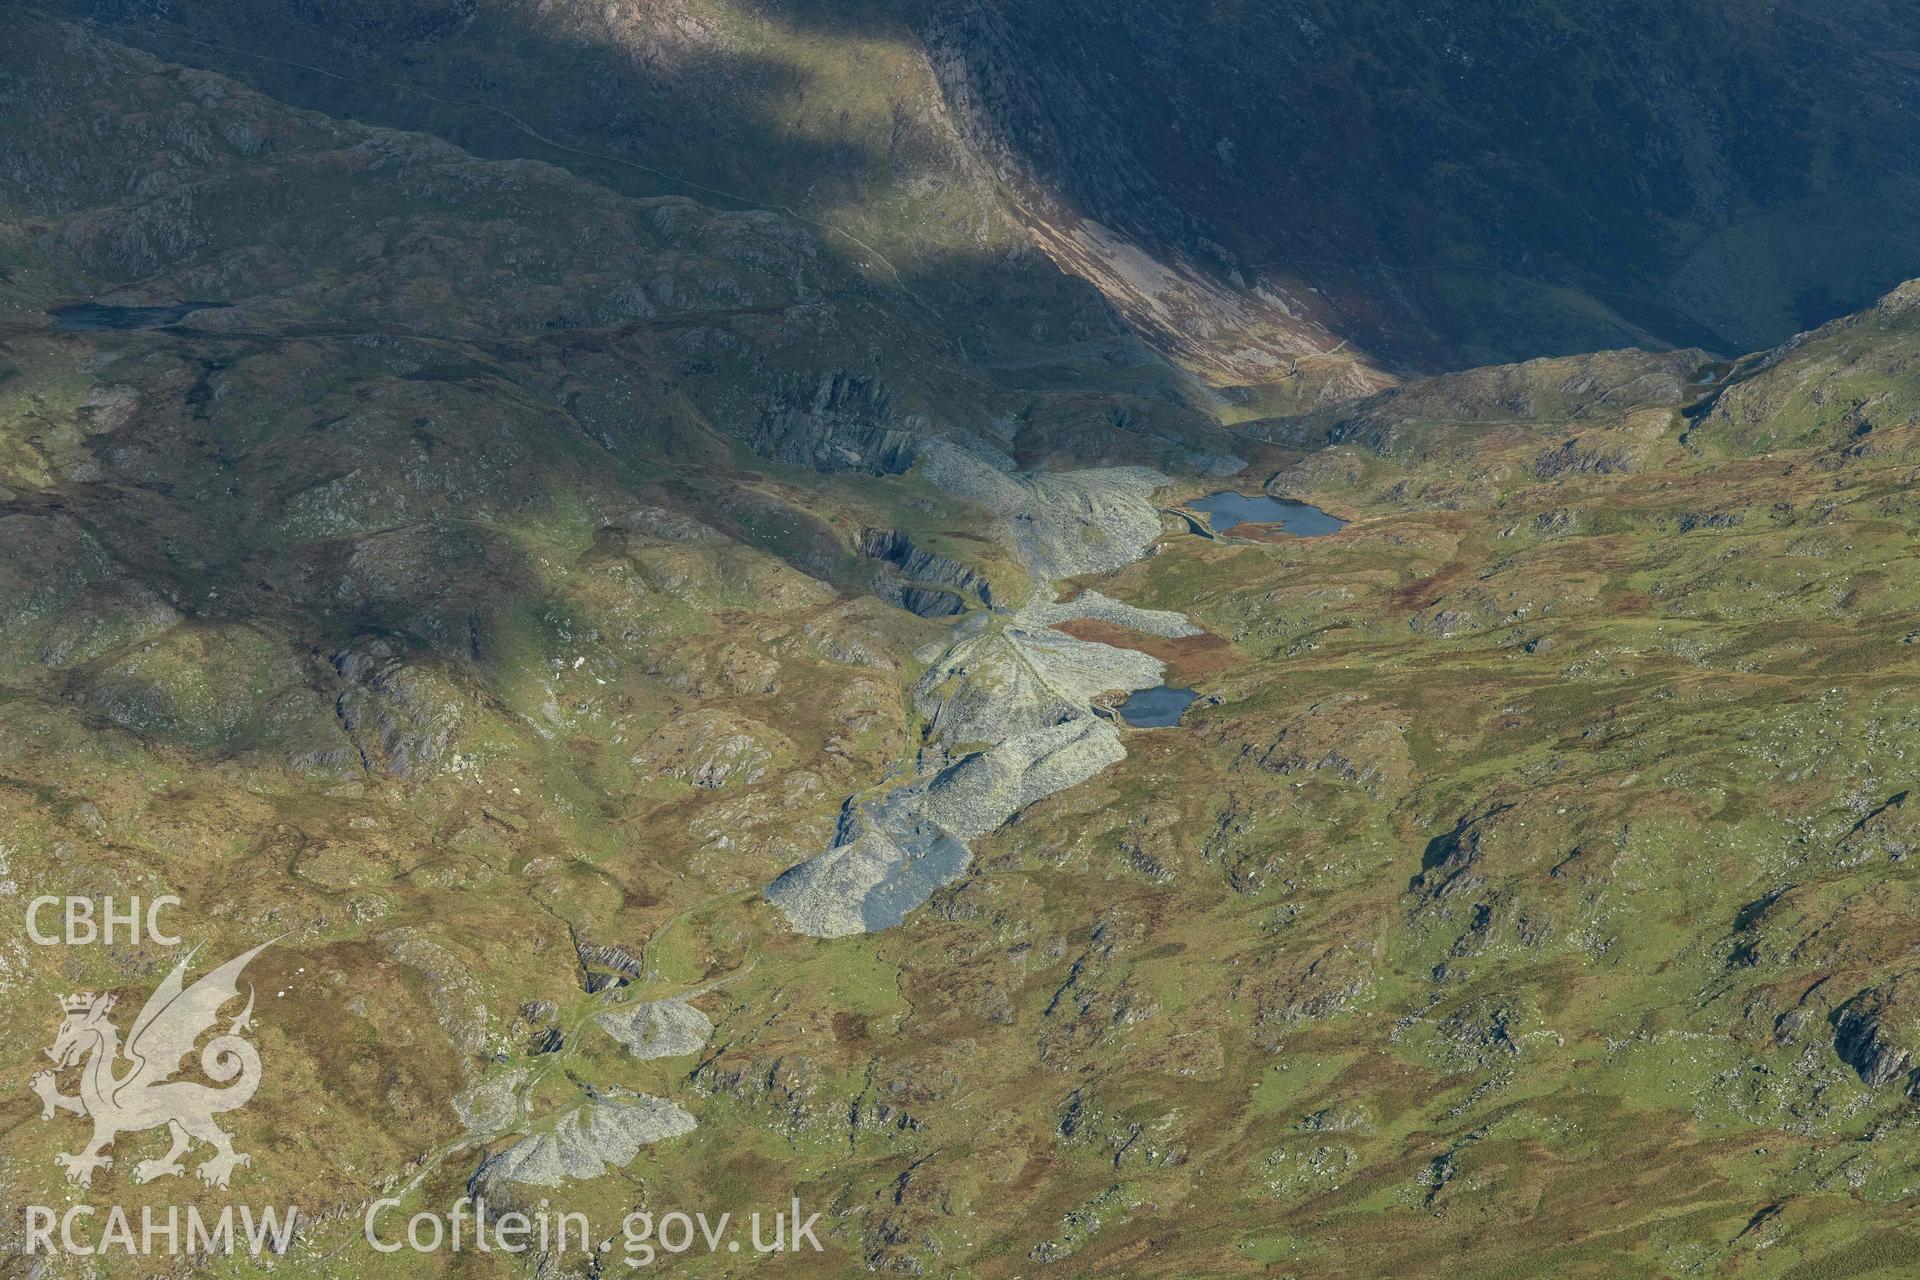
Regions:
[[921, 0, 1920, 366], [44, 0, 1920, 405]]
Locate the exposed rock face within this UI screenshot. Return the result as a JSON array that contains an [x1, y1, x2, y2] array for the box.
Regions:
[[754, 372, 926, 474], [593, 998, 714, 1060], [892, 585, 969, 619], [571, 930, 644, 994], [768, 441, 1199, 937], [859, 526, 994, 618], [1832, 791, 1920, 866], [473, 1088, 696, 1189], [1408, 806, 1512, 902], [1832, 979, 1920, 1089]]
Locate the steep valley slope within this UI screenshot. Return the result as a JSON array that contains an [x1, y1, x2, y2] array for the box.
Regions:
[[39, 0, 1920, 408]]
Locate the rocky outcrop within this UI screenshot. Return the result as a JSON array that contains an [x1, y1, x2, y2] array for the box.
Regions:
[[571, 930, 644, 994], [753, 372, 926, 474], [1531, 438, 1637, 478], [1831, 791, 1920, 866], [893, 585, 969, 618], [1408, 806, 1513, 902], [859, 526, 994, 618], [1832, 978, 1920, 1089]]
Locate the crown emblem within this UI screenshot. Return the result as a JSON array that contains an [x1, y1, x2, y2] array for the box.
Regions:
[[31, 942, 272, 1191]]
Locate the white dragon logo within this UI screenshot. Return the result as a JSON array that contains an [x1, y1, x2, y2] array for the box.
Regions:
[[30, 942, 271, 1189]]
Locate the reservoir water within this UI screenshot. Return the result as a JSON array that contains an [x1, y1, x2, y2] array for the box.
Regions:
[[51, 301, 226, 331], [1191, 491, 1345, 537], [1117, 685, 1198, 728]]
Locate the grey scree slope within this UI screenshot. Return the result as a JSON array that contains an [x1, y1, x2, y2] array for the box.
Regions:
[[767, 442, 1202, 938]]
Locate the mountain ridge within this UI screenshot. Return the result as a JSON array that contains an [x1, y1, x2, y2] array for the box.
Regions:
[[41, 0, 1920, 407]]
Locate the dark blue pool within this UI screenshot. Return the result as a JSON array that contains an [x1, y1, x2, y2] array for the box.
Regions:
[[1190, 491, 1345, 537], [50, 301, 226, 331], [1117, 685, 1198, 728]]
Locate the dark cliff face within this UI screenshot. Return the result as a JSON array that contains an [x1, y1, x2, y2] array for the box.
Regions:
[[1832, 977, 1920, 1091]]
